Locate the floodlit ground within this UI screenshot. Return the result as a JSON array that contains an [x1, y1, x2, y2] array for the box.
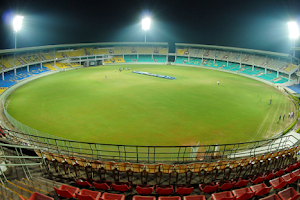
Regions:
[[6, 65, 295, 146]]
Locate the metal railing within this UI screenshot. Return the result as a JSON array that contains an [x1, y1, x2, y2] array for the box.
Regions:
[[1, 65, 300, 164], [2, 128, 299, 164], [0, 142, 46, 185]]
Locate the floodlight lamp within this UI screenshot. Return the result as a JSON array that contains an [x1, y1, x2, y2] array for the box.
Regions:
[[142, 18, 151, 30], [288, 21, 299, 39], [13, 15, 24, 32]]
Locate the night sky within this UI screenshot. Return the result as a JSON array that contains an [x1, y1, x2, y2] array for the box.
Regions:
[[0, 0, 300, 55]]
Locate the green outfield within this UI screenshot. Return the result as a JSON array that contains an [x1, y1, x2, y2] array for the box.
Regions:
[[6, 64, 295, 146]]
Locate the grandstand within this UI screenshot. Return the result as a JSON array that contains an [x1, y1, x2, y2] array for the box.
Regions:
[[174, 43, 299, 84], [0, 42, 299, 200]]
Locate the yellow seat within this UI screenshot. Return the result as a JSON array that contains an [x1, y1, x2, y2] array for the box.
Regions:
[[130, 163, 145, 184]]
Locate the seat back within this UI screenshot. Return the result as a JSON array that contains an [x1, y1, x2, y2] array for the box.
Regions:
[[282, 173, 297, 184], [136, 185, 154, 195], [204, 162, 217, 172], [275, 169, 285, 177], [211, 191, 234, 200], [64, 156, 77, 165], [102, 192, 125, 200], [90, 161, 102, 170], [235, 179, 250, 188], [156, 187, 174, 195], [115, 162, 130, 172], [145, 164, 160, 173], [269, 177, 287, 189], [278, 187, 300, 200], [251, 176, 264, 184], [43, 152, 54, 161], [233, 188, 254, 200], [160, 164, 174, 174], [260, 194, 281, 200], [75, 180, 92, 187], [103, 161, 115, 170], [93, 182, 111, 190], [131, 164, 145, 173], [112, 182, 130, 192], [53, 186, 75, 198], [53, 154, 65, 163], [158, 197, 180, 200], [175, 186, 194, 195], [183, 195, 206, 200], [188, 163, 205, 173], [175, 164, 189, 173], [264, 172, 275, 180], [133, 196, 156, 200], [200, 184, 218, 193], [76, 193, 96, 200], [250, 183, 272, 196], [29, 192, 54, 200], [219, 182, 234, 191]]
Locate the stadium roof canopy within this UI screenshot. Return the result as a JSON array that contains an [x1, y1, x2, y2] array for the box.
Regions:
[[0, 42, 169, 55], [176, 43, 291, 58]]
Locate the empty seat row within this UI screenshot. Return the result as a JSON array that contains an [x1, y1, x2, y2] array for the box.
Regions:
[[36, 146, 299, 185]]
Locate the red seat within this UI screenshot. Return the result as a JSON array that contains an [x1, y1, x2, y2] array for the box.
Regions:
[[102, 192, 125, 200], [158, 197, 181, 200], [199, 183, 218, 194], [76, 189, 101, 200], [112, 181, 131, 192], [293, 161, 300, 170], [233, 179, 250, 188], [175, 185, 194, 195], [232, 187, 254, 200], [278, 187, 300, 200], [282, 173, 298, 185], [211, 191, 235, 200], [156, 185, 174, 196], [269, 177, 287, 190], [53, 184, 79, 198], [75, 179, 92, 187], [250, 175, 264, 184], [93, 180, 112, 190], [260, 194, 281, 200], [292, 168, 300, 179], [183, 195, 206, 200], [216, 181, 235, 191], [133, 196, 156, 200], [275, 168, 285, 177], [285, 165, 295, 173], [19, 192, 54, 200], [250, 183, 271, 197], [136, 185, 154, 195], [264, 171, 275, 181]]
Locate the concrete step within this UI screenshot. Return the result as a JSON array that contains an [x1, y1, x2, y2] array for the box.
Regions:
[[0, 193, 12, 200], [14, 179, 50, 196], [0, 185, 15, 200], [21, 178, 53, 194], [3, 181, 32, 199], [32, 177, 63, 189]]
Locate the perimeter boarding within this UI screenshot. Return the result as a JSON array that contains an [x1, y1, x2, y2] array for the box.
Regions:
[[132, 71, 176, 80]]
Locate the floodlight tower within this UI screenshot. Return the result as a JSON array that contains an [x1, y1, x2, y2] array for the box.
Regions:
[[288, 21, 299, 57], [142, 17, 151, 42], [13, 15, 24, 49]]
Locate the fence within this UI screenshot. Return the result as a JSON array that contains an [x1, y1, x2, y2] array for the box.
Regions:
[[1, 69, 300, 164], [2, 128, 299, 164]]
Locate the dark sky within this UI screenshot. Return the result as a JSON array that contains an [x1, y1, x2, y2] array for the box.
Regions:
[[0, 0, 300, 54]]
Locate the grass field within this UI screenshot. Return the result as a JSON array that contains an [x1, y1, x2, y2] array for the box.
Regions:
[[6, 64, 295, 146]]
